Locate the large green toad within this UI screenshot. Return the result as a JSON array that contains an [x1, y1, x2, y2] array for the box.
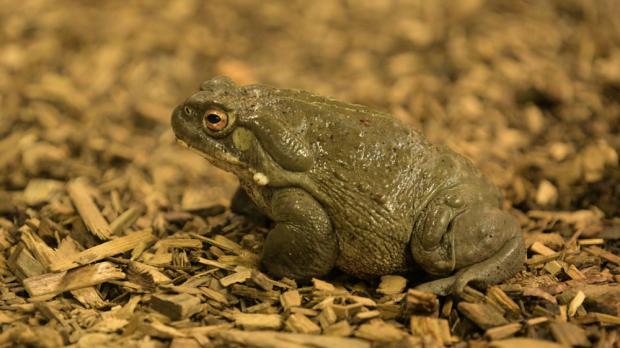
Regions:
[[171, 76, 525, 295]]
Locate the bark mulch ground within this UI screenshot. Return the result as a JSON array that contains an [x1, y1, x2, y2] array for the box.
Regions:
[[1, 1, 619, 347]]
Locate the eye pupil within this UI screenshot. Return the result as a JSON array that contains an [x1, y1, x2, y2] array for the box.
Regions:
[[203, 109, 228, 132], [207, 114, 221, 124]]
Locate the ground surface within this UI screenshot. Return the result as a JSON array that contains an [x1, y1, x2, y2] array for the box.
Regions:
[[1, 0, 620, 347]]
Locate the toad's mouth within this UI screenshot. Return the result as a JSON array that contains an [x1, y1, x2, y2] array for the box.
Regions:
[[175, 138, 242, 167]]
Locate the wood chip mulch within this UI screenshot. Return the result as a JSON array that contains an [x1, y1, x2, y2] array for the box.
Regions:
[[1, 1, 619, 347]]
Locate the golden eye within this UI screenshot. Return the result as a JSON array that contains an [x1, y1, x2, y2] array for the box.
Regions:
[[184, 106, 192, 115], [203, 109, 228, 132]]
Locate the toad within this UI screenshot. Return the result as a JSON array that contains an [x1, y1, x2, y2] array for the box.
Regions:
[[171, 76, 525, 295]]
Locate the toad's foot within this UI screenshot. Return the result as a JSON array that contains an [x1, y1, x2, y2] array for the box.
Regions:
[[413, 275, 457, 296]]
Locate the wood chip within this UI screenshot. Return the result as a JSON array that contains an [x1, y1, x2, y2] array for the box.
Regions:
[[155, 238, 202, 251], [285, 313, 321, 334], [564, 264, 586, 280], [150, 293, 202, 321], [490, 338, 564, 348], [56, 237, 106, 308], [312, 296, 335, 310], [22, 179, 64, 206], [234, 313, 282, 330], [548, 321, 591, 347], [485, 323, 522, 340], [170, 337, 202, 348], [323, 320, 353, 337], [405, 289, 439, 315], [290, 307, 318, 317], [376, 303, 401, 320], [584, 246, 620, 265], [526, 252, 561, 265], [568, 290, 586, 318], [318, 307, 338, 329], [523, 287, 557, 304], [67, 178, 112, 240], [8, 242, 46, 279], [0, 228, 14, 251], [347, 295, 377, 307], [457, 302, 509, 329], [312, 278, 336, 292], [109, 206, 142, 235], [377, 275, 407, 295], [557, 305, 568, 322], [19, 228, 56, 271], [179, 324, 233, 337], [34, 301, 67, 327], [219, 266, 252, 287], [23, 261, 125, 297], [128, 261, 171, 284], [251, 271, 279, 291], [215, 329, 370, 348], [557, 284, 620, 315], [354, 310, 380, 321], [410, 315, 452, 345], [526, 317, 549, 326], [200, 287, 229, 304], [49, 229, 153, 271], [280, 290, 302, 309], [196, 257, 234, 271], [331, 303, 364, 321], [355, 320, 408, 341], [530, 241, 557, 256], [487, 286, 521, 316], [139, 320, 186, 339], [198, 234, 244, 255], [461, 285, 488, 303], [543, 260, 564, 276], [591, 312, 620, 325], [535, 180, 558, 205], [231, 284, 280, 302], [577, 238, 604, 245]]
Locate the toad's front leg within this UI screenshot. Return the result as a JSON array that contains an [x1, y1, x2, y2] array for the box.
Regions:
[[260, 188, 338, 280]]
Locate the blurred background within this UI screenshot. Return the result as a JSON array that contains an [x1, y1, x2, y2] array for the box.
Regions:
[[1, 0, 619, 217]]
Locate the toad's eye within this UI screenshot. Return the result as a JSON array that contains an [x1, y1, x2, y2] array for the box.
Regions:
[[203, 109, 228, 132], [184, 106, 192, 115]]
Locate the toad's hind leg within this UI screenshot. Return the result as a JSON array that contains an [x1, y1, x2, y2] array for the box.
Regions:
[[415, 234, 524, 295], [260, 188, 338, 280], [414, 207, 525, 295]]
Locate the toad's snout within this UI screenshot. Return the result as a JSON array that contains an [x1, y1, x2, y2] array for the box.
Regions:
[[170, 105, 185, 137]]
